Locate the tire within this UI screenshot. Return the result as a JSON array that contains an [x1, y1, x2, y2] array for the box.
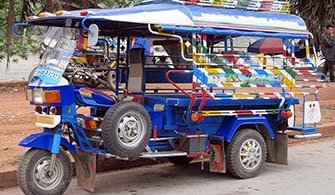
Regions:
[[167, 156, 193, 165], [102, 101, 152, 159], [226, 129, 267, 179], [17, 149, 72, 195]]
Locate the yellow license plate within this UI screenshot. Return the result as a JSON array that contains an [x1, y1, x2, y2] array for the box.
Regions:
[[35, 115, 55, 125]]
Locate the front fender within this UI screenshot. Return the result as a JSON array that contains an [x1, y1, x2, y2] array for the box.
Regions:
[[19, 132, 76, 153], [216, 116, 275, 142]]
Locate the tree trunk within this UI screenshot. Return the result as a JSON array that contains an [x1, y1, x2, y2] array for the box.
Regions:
[[6, 0, 15, 71]]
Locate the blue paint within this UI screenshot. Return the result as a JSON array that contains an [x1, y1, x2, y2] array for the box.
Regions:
[[216, 116, 275, 142], [74, 86, 116, 108], [28, 85, 75, 106], [51, 132, 61, 154], [19, 132, 76, 153]]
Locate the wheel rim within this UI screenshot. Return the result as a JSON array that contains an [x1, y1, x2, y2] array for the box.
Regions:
[[117, 111, 146, 147], [32, 156, 64, 191], [239, 139, 262, 170]]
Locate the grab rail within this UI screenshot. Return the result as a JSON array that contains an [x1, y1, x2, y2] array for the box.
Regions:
[[13, 23, 28, 36]]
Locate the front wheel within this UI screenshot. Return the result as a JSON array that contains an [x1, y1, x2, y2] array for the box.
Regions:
[[17, 149, 72, 195], [226, 129, 267, 179]]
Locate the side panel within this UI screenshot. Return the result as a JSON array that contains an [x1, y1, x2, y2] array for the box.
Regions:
[[216, 116, 275, 142], [19, 132, 76, 153]]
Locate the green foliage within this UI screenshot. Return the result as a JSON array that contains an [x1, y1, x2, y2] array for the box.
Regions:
[[1, 0, 144, 66], [291, 0, 335, 49]]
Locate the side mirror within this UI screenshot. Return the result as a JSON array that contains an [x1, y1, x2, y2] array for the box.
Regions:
[[87, 24, 99, 47]]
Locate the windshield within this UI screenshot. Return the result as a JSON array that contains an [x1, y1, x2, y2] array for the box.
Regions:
[[31, 27, 77, 85]]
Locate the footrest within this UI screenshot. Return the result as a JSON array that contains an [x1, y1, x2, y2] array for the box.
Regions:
[[287, 126, 322, 139], [140, 151, 187, 158], [287, 126, 318, 135], [292, 133, 322, 139]]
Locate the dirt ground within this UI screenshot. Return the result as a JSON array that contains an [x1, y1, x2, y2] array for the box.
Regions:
[[0, 84, 334, 172]]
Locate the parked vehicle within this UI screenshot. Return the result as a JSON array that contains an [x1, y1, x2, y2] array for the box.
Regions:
[[13, 0, 326, 194]]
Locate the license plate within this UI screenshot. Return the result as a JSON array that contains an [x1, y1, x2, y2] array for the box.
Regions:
[[35, 115, 55, 125]]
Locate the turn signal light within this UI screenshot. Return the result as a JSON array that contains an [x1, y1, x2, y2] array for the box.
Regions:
[[84, 119, 97, 129], [281, 110, 293, 119], [49, 106, 58, 115], [132, 95, 145, 104], [55, 10, 71, 16], [80, 10, 88, 16], [44, 90, 61, 104], [38, 12, 54, 17], [35, 106, 42, 114], [191, 113, 204, 122]]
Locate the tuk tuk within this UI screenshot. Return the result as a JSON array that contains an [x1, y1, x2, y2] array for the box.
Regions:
[[13, 0, 326, 194]]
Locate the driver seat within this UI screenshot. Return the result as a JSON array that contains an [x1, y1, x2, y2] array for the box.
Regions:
[[127, 48, 145, 94]]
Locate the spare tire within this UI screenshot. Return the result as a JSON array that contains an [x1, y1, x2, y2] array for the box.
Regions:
[[102, 101, 152, 159]]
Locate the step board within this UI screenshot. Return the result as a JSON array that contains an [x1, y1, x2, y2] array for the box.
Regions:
[[140, 151, 187, 158], [287, 126, 322, 139], [287, 126, 318, 135], [292, 133, 322, 139]]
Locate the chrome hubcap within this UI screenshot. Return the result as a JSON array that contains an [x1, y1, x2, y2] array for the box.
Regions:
[[239, 139, 262, 170], [33, 157, 63, 190], [117, 111, 145, 147]]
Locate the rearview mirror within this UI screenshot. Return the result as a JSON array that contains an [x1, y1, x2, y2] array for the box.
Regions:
[[87, 24, 99, 47]]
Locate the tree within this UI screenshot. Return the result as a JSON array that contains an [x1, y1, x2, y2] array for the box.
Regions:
[[6, 0, 14, 70], [2, 0, 140, 68], [291, 0, 335, 49]]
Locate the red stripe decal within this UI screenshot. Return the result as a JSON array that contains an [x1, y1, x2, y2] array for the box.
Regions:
[[235, 110, 254, 116]]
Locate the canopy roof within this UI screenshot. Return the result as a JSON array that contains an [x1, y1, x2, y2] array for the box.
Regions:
[[27, 1, 309, 39]]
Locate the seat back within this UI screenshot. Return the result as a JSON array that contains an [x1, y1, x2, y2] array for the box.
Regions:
[[128, 48, 145, 93]]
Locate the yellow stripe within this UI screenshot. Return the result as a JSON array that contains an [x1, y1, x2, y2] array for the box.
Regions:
[[305, 40, 311, 59]]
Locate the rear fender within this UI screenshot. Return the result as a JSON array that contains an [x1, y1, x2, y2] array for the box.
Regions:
[[19, 132, 76, 154], [216, 116, 274, 142]]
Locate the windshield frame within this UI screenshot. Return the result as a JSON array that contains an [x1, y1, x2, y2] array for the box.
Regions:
[[31, 27, 77, 85]]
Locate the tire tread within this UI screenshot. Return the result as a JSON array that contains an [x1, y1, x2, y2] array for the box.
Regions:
[[226, 129, 267, 179]]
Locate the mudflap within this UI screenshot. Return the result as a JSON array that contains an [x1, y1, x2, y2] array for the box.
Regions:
[[73, 150, 97, 192], [209, 136, 226, 173], [267, 132, 288, 165]]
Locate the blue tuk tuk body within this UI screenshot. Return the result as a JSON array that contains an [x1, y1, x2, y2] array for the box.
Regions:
[[15, 1, 325, 194]]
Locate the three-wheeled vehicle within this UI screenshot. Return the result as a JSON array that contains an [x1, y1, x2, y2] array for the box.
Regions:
[[14, 0, 326, 194]]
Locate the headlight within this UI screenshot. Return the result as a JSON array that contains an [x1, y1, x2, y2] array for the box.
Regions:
[[29, 88, 61, 104], [33, 88, 44, 104]]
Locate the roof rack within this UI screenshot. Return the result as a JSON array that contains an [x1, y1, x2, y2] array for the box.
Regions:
[[172, 0, 290, 13]]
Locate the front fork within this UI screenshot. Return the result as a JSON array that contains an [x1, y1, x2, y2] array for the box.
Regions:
[[44, 125, 97, 192], [49, 131, 62, 172]]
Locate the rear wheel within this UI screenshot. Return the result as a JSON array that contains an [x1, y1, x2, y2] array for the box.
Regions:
[[102, 101, 152, 159], [17, 149, 72, 195], [226, 129, 266, 179], [167, 156, 193, 165]]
